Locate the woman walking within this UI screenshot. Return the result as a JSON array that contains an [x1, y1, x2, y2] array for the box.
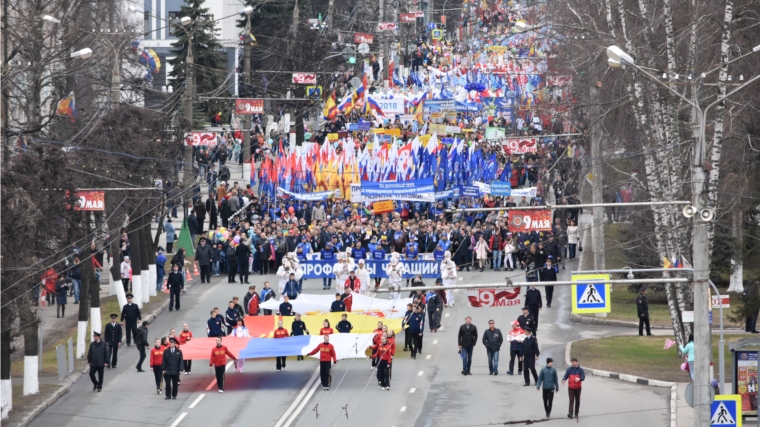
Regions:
[[566, 219, 579, 260], [474, 235, 490, 272], [56, 275, 69, 318], [679, 334, 695, 381]]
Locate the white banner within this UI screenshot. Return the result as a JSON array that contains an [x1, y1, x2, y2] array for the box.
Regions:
[[510, 187, 537, 198], [350, 183, 434, 203]]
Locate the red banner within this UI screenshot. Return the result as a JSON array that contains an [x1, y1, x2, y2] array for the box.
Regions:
[[502, 137, 538, 154], [467, 287, 522, 307], [292, 73, 317, 84], [508, 209, 552, 232], [235, 99, 263, 114], [74, 190, 105, 211], [399, 13, 419, 23], [186, 132, 217, 146], [377, 22, 398, 31], [353, 33, 374, 44]]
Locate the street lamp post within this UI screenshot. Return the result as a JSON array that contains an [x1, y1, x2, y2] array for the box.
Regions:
[[606, 44, 760, 426]]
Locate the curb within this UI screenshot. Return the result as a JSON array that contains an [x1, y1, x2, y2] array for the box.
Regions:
[[570, 313, 745, 332], [15, 282, 192, 427], [565, 340, 677, 426]]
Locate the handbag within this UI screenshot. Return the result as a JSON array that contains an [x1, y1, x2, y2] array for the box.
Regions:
[[174, 233, 179, 241], [578, 243, 583, 252]]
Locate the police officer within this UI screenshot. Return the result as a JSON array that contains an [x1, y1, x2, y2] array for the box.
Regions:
[[521, 328, 540, 386], [524, 286, 543, 333], [120, 294, 141, 346], [87, 332, 109, 391], [104, 313, 122, 368], [407, 305, 425, 359], [162, 338, 183, 400]]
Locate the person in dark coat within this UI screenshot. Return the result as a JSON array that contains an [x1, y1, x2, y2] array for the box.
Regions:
[[525, 285, 543, 333], [457, 317, 478, 375], [161, 338, 183, 399], [120, 294, 142, 345], [87, 332, 110, 391], [167, 264, 184, 311], [521, 328, 540, 386], [539, 257, 558, 308], [636, 287, 652, 336], [426, 285, 443, 332], [195, 237, 213, 283], [194, 200, 207, 233], [236, 238, 251, 284], [482, 320, 504, 375], [55, 275, 68, 318], [517, 306, 536, 332], [206, 195, 219, 230], [171, 248, 186, 272], [187, 210, 200, 245], [104, 314, 122, 368]]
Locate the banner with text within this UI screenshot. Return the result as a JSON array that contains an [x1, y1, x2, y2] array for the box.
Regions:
[[73, 190, 105, 211], [361, 178, 435, 199], [507, 209, 552, 232], [467, 286, 522, 307], [350, 183, 434, 203], [302, 260, 441, 279], [277, 187, 336, 201], [503, 137, 538, 154]]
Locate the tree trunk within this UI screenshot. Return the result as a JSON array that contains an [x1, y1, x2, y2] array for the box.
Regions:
[[137, 214, 151, 304], [20, 302, 40, 395], [82, 245, 101, 343], [110, 233, 128, 308], [141, 217, 157, 297], [77, 225, 91, 358], [1, 329, 11, 419], [129, 218, 144, 308]]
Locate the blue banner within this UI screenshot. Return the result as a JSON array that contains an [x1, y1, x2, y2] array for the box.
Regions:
[[277, 187, 335, 201], [361, 178, 435, 197], [348, 122, 371, 131], [459, 184, 482, 198], [455, 101, 482, 112], [490, 181, 512, 196], [434, 188, 460, 199], [424, 100, 456, 112], [302, 260, 441, 279]]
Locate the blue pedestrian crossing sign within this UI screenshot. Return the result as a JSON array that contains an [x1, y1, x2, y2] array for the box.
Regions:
[[571, 274, 611, 314], [711, 395, 741, 427], [431, 29, 443, 40]]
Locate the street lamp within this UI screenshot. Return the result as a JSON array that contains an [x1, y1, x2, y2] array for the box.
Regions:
[[605, 44, 760, 427], [70, 48, 93, 59]]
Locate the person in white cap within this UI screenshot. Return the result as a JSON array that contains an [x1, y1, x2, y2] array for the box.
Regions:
[[442, 251, 457, 306], [277, 260, 292, 294], [333, 253, 352, 290], [387, 253, 406, 300], [356, 259, 371, 295], [344, 248, 356, 272]]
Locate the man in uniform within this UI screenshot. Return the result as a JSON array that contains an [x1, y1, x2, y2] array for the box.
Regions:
[[87, 331, 109, 391], [162, 338, 183, 399], [120, 294, 141, 346], [636, 287, 652, 336], [521, 328, 540, 386], [407, 305, 425, 359], [525, 286, 543, 333], [104, 313, 122, 368], [307, 334, 337, 390]]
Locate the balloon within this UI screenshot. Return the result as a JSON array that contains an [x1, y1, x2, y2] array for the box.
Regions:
[[219, 227, 226, 233], [208, 231, 214, 238], [222, 232, 229, 240], [233, 236, 240, 244], [216, 232, 223, 239], [288, 207, 295, 214]]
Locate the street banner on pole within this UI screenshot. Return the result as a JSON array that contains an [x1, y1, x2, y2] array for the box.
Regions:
[[507, 209, 551, 232], [235, 99, 264, 114], [467, 286, 522, 307]]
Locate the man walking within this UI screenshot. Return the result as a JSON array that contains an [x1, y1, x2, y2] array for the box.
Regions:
[[521, 328, 540, 385], [426, 285, 444, 333], [458, 316, 478, 375], [540, 257, 557, 308], [87, 332, 109, 391], [407, 305, 425, 359], [104, 313, 122, 368], [507, 321, 526, 376], [273, 320, 289, 371], [562, 357, 586, 418], [525, 286, 542, 333], [120, 294, 141, 346], [167, 264, 184, 311], [150, 339, 165, 394], [482, 319, 504, 375], [637, 287, 652, 336], [162, 338, 183, 399], [135, 321, 150, 372], [209, 337, 237, 393], [307, 334, 337, 390], [536, 357, 559, 419], [195, 237, 213, 283], [188, 209, 200, 246]]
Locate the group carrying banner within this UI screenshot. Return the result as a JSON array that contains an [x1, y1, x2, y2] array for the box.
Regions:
[[359, 177, 435, 202], [302, 259, 441, 279]]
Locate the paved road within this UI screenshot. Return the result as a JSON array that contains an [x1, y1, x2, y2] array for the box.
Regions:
[[29, 259, 670, 427]]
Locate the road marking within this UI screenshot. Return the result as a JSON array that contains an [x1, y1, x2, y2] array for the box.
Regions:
[[188, 394, 205, 409], [205, 379, 217, 391], [425, 355, 431, 360], [409, 388, 416, 393], [433, 340, 438, 344], [170, 413, 187, 427], [445, 313, 450, 317], [418, 371, 424, 376], [400, 406, 407, 412], [225, 361, 233, 371], [279, 367, 321, 427]]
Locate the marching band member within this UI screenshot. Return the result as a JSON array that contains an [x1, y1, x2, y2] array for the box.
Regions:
[[442, 251, 457, 306]]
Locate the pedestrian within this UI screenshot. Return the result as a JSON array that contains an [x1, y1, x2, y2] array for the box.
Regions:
[[371, 336, 394, 390], [162, 338, 183, 400], [87, 331, 109, 392], [561, 357, 586, 418], [70, 257, 82, 304], [156, 249, 166, 292], [104, 313, 122, 368], [135, 321, 150, 372], [246, 285, 260, 315], [195, 237, 212, 283], [120, 293, 142, 346], [536, 357, 559, 419], [336, 313, 353, 333], [225, 301, 240, 335], [401, 303, 414, 351], [507, 321, 526, 376], [679, 334, 695, 381], [120, 256, 132, 293], [259, 282, 274, 315], [517, 307, 536, 332], [637, 287, 652, 336], [525, 285, 542, 332], [521, 328, 540, 386], [279, 295, 294, 316], [167, 264, 183, 311], [540, 257, 557, 308], [291, 313, 309, 360], [306, 334, 337, 390], [149, 339, 165, 394], [55, 275, 68, 318], [283, 273, 301, 300], [458, 316, 478, 375], [407, 305, 425, 359], [207, 310, 224, 338], [482, 319, 504, 375], [273, 320, 289, 371], [209, 337, 237, 393], [426, 282, 443, 332], [164, 219, 176, 254], [179, 324, 193, 374], [188, 209, 200, 245]]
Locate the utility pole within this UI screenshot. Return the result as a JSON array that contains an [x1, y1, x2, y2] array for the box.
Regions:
[[379, 0, 385, 84], [327, 0, 334, 32], [182, 34, 194, 219], [242, 15, 252, 162], [590, 82, 605, 271]]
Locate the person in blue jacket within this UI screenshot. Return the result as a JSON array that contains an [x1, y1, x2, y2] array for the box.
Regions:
[[156, 250, 167, 292], [321, 242, 336, 290]]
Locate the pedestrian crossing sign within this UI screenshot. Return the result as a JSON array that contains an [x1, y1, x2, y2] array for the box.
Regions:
[[711, 395, 741, 427], [571, 274, 611, 314]]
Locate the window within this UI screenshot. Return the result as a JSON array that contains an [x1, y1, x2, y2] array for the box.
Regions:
[[168, 12, 180, 36], [144, 12, 149, 33]]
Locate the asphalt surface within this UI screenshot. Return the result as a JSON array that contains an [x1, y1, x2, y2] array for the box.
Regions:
[[28, 259, 670, 427]]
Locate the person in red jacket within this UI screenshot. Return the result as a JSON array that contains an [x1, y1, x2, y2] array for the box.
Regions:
[[371, 336, 394, 390], [371, 324, 388, 368], [179, 323, 193, 374], [307, 334, 337, 390], [209, 337, 237, 393], [273, 320, 289, 371], [149, 339, 165, 394], [341, 286, 353, 312], [344, 271, 360, 292], [247, 286, 260, 316], [319, 320, 334, 335]]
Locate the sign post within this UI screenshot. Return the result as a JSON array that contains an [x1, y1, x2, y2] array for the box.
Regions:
[[571, 274, 611, 314], [710, 394, 741, 427]]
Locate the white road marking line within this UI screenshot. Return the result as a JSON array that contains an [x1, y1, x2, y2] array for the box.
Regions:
[[433, 340, 438, 344], [409, 388, 416, 393], [400, 406, 407, 412], [275, 367, 320, 427], [170, 412, 187, 427], [188, 394, 205, 409], [418, 371, 424, 376], [426, 355, 431, 360], [282, 369, 322, 427], [204, 379, 217, 391], [225, 361, 233, 371], [444, 313, 450, 317]]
